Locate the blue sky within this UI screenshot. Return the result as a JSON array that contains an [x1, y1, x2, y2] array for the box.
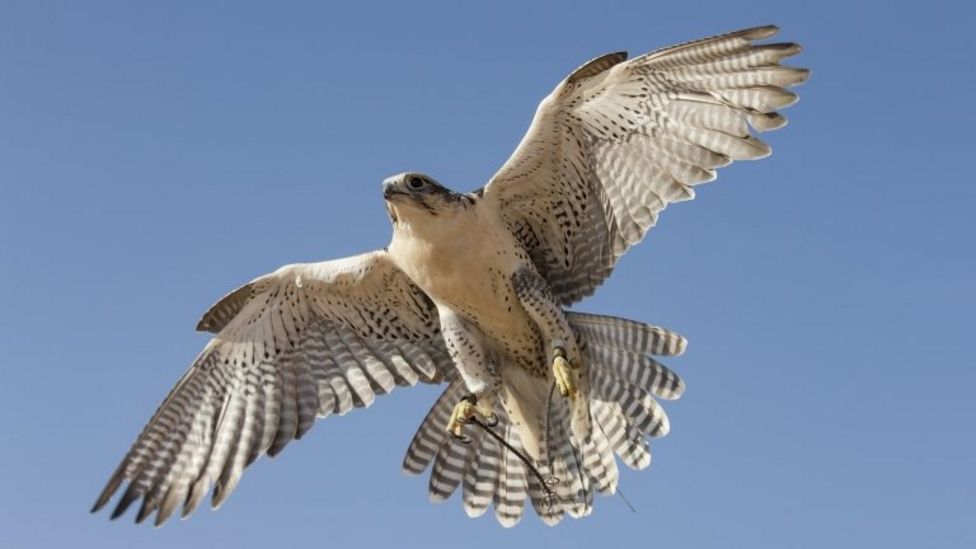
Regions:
[[2, 1, 974, 547]]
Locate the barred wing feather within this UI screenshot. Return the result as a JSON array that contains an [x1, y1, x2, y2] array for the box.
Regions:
[[482, 25, 808, 304], [91, 251, 452, 525]]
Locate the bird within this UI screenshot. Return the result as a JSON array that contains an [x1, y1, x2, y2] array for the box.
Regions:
[[91, 25, 808, 527]]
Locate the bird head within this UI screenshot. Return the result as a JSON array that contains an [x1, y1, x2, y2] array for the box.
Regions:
[[382, 172, 473, 227]]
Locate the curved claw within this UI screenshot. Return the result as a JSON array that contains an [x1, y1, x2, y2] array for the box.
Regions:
[[446, 398, 494, 440], [481, 413, 499, 427], [451, 432, 472, 444]]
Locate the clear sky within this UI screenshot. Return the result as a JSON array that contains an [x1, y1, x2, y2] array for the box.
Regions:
[[2, 1, 973, 548]]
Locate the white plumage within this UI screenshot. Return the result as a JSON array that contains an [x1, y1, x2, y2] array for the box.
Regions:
[[93, 25, 807, 527]]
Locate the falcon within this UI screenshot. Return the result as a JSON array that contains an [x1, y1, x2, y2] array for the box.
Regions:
[[92, 25, 808, 527]]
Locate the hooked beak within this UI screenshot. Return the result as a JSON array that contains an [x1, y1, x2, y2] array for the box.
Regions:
[[382, 180, 406, 201]]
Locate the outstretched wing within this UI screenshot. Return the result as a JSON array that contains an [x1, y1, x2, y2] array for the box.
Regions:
[[482, 25, 808, 304], [92, 251, 452, 526]]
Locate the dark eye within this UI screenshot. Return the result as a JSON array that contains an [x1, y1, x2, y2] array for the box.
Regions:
[[408, 176, 425, 190]]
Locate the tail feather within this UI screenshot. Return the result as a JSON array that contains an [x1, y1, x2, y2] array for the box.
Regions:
[[587, 342, 685, 400], [527, 470, 563, 526], [462, 433, 496, 517], [565, 311, 688, 357], [428, 434, 470, 502], [493, 423, 528, 527], [547, 395, 592, 518], [402, 312, 686, 526], [591, 399, 653, 470], [587, 422, 620, 494], [592, 367, 670, 438], [578, 434, 613, 496], [401, 382, 461, 474], [405, 387, 558, 526]]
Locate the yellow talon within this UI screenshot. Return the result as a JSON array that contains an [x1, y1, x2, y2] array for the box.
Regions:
[[446, 398, 491, 439], [553, 353, 577, 399]]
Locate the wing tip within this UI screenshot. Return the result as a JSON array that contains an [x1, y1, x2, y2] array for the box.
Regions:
[[91, 469, 125, 515], [769, 41, 803, 57], [89, 497, 109, 515], [108, 483, 142, 521], [793, 67, 812, 86], [750, 112, 789, 132], [90, 494, 110, 515], [136, 498, 156, 525], [742, 24, 780, 40]]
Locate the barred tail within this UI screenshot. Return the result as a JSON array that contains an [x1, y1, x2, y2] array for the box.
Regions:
[[401, 311, 687, 527]]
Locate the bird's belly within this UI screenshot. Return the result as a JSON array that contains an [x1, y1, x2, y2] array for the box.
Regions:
[[406, 246, 539, 361], [427, 266, 547, 377]]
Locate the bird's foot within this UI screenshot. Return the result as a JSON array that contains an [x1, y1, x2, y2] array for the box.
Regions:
[[447, 394, 496, 441], [552, 346, 581, 399]]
